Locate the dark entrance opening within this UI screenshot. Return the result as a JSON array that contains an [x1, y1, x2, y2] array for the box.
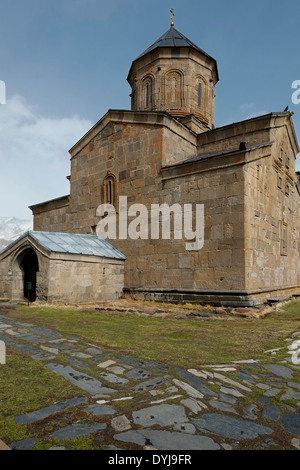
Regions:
[[20, 250, 39, 302]]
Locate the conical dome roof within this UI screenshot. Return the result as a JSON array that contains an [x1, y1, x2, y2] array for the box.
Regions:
[[135, 27, 216, 63]]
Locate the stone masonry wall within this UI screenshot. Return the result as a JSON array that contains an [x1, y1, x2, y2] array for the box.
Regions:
[[67, 114, 197, 235], [47, 255, 124, 304], [244, 124, 300, 296]]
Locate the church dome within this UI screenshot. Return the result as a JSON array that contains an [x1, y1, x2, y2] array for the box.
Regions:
[[127, 25, 218, 130]]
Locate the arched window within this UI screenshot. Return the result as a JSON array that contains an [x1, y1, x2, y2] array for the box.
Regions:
[[103, 173, 117, 208], [197, 83, 202, 108], [142, 76, 153, 109], [165, 70, 183, 109], [195, 76, 207, 112], [145, 82, 150, 108]]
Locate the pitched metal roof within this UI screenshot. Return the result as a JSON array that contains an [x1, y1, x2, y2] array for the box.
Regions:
[[1, 231, 126, 260], [134, 27, 216, 62], [162, 141, 275, 170]]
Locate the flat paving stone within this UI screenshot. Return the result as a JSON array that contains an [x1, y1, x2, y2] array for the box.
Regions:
[[14, 344, 37, 355], [219, 392, 238, 404], [85, 347, 103, 355], [176, 368, 217, 397], [108, 366, 128, 375], [50, 422, 106, 439], [17, 334, 46, 344], [193, 413, 273, 440], [180, 398, 202, 414], [64, 356, 92, 370], [209, 399, 238, 414], [264, 387, 281, 397], [99, 372, 129, 385], [46, 363, 117, 395], [126, 369, 152, 380], [5, 329, 19, 336], [244, 403, 258, 420], [116, 354, 169, 372], [132, 404, 187, 428], [236, 371, 256, 383], [47, 342, 76, 350], [263, 364, 294, 379], [111, 414, 131, 432], [219, 386, 245, 398], [49, 446, 68, 450], [281, 413, 300, 437], [10, 438, 38, 450], [280, 388, 300, 401], [114, 429, 220, 450], [0, 332, 15, 344], [213, 372, 252, 392], [173, 379, 204, 399], [40, 345, 59, 355], [150, 395, 182, 405], [91, 354, 108, 363], [291, 438, 300, 449], [262, 405, 281, 422], [98, 360, 116, 368], [29, 326, 61, 339], [31, 353, 56, 361], [173, 422, 196, 434], [86, 404, 116, 416], [15, 397, 87, 424], [288, 381, 300, 390], [132, 375, 170, 393], [69, 351, 92, 359], [256, 396, 270, 404]]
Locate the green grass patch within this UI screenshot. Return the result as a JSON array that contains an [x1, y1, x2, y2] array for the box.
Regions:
[[1, 300, 300, 450], [0, 347, 84, 445], [7, 300, 300, 369]]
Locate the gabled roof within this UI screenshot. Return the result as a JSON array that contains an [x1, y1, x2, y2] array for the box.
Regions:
[[0, 231, 126, 260], [134, 27, 216, 62]]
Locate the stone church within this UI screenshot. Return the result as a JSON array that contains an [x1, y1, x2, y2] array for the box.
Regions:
[[1, 22, 300, 306]]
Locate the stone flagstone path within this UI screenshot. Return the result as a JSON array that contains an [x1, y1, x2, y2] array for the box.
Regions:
[[0, 310, 300, 450]]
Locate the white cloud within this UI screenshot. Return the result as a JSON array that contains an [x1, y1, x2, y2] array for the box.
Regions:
[[0, 95, 92, 219], [240, 103, 254, 113]]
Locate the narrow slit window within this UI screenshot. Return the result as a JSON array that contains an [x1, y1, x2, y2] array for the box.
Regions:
[[145, 82, 149, 108], [281, 221, 288, 255], [197, 83, 202, 108], [103, 173, 117, 208]]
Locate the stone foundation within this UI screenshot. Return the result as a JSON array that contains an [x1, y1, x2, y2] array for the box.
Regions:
[[124, 285, 300, 307]]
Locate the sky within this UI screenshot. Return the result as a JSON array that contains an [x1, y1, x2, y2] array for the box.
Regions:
[[0, 0, 300, 220]]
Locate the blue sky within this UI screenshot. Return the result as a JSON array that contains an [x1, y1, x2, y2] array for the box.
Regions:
[[0, 0, 300, 219]]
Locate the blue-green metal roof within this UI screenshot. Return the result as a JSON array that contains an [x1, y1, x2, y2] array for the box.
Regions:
[[1, 231, 126, 260]]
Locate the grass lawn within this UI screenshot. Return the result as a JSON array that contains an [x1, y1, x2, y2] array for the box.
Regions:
[[1, 299, 300, 449], [5, 299, 300, 369], [0, 348, 85, 445]]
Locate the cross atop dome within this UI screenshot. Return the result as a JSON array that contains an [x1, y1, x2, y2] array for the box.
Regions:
[[170, 8, 175, 27]]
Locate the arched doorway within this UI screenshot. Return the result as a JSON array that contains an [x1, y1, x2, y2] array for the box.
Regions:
[[19, 249, 39, 302]]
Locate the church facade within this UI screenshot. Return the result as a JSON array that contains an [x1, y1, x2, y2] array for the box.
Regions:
[[28, 25, 300, 307]]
